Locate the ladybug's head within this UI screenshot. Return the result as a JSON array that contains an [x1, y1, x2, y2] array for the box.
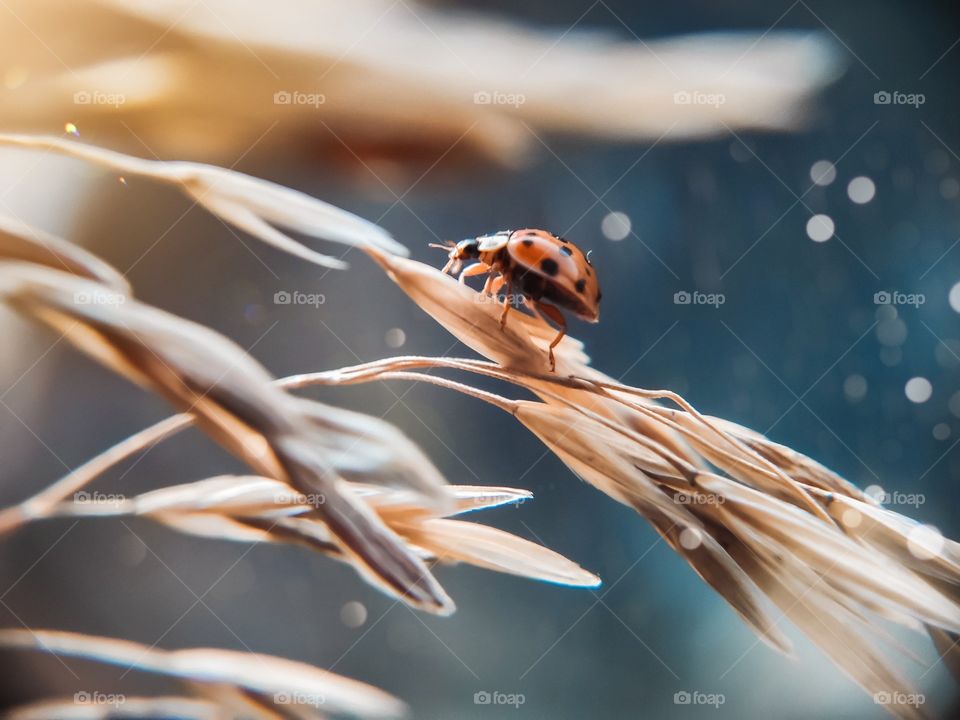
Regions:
[[452, 238, 480, 259], [430, 238, 480, 275]]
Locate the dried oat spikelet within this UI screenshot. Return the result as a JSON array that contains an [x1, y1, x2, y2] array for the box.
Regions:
[[0, 261, 453, 614], [7, 696, 219, 720], [0, 1, 842, 162], [0, 134, 405, 269], [0, 629, 405, 719], [360, 248, 960, 718], [47, 475, 600, 589]]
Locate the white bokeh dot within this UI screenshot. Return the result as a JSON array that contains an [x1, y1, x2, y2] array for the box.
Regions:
[[876, 318, 907, 347], [841, 508, 862, 528], [908, 525, 944, 560], [843, 374, 868, 402], [847, 176, 876, 204], [679, 527, 703, 550], [933, 423, 951, 441], [948, 282, 960, 313], [950, 391, 960, 418], [385, 328, 406, 348], [905, 377, 932, 403], [864, 485, 886, 503], [806, 214, 834, 242], [601, 211, 631, 241], [810, 160, 836, 186], [340, 601, 368, 628]]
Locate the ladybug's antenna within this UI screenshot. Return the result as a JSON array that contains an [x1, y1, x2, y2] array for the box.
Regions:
[[428, 241, 456, 251]]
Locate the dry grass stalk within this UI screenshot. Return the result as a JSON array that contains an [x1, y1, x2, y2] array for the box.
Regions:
[[0, 261, 453, 614], [7, 696, 218, 720], [0, 214, 130, 292], [359, 248, 960, 718], [0, 629, 405, 719], [44, 476, 600, 588], [0, 134, 405, 269], [0, 2, 842, 164], [0, 142, 954, 716], [0, 215, 603, 605]]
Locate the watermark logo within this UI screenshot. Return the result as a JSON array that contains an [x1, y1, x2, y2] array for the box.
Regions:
[[873, 90, 924, 108], [274, 290, 326, 307], [73, 90, 125, 108], [673, 90, 726, 108], [74, 289, 126, 306], [273, 491, 326, 506], [273, 90, 326, 107], [473, 691, 525, 708], [473, 293, 524, 307], [874, 691, 924, 708], [676, 492, 725, 506], [74, 491, 125, 506], [674, 290, 725, 308], [873, 290, 925, 308], [865, 485, 925, 508], [473, 90, 525, 107], [674, 691, 725, 708], [274, 691, 325, 707], [74, 692, 125, 708]]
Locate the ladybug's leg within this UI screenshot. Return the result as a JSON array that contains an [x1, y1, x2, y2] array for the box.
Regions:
[[486, 273, 505, 296], [499, 279, 513, 328], [458, 262, 491, 284], [532, 301, 566, 371]]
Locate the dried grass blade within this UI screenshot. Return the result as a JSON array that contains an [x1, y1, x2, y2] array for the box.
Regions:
[[0, 214, 130, 293], [43, 475, 597, 590], [6, 696, 219, 720], [697, 473, 960, 635], [725, 544, 925, 720], [0, 134, 406, 267], [0, 265, 452, 614], [0, 629, 405, 718], [400, 518, 600, 588]]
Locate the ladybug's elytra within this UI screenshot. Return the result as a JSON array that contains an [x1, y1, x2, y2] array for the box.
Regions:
[[432, 228, 601, 371]]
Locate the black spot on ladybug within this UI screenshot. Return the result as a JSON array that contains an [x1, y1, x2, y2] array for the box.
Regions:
[[522, 238, 534, 247], [575, 279, 587, 293], [540, 258, 559, 276], [558, 237, 570, 243], [560, 246, 573, 256]]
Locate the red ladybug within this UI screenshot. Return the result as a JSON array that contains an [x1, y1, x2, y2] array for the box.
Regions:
[[433, 229, 601, 370]]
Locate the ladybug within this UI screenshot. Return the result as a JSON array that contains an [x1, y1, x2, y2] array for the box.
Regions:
[[432, 229, 601, 371]]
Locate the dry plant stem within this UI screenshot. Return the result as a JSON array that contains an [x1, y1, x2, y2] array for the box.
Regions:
[[0, 134, 158, 175], [0, 356, 811, 532], [0, 134, 406, 269], [6, 696, 220, 720], [0, 629, 405, 719], [0, 376, 515, 532], [0, 414, 190, 533], [290, 356, 827, 516], [293, 364, 698, 481]]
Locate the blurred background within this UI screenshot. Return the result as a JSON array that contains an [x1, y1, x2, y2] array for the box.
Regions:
[[0, 0, 959, 717]]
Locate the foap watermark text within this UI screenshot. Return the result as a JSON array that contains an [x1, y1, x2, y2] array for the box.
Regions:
[[473, 90, 525, 107], [674, 290, 725, 308], [674, 690, 725, 708], [874, 290, 924, 308], [873, 90, 924, 108], [274, 290, 325, 307], [474, 691, 525, 708]]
